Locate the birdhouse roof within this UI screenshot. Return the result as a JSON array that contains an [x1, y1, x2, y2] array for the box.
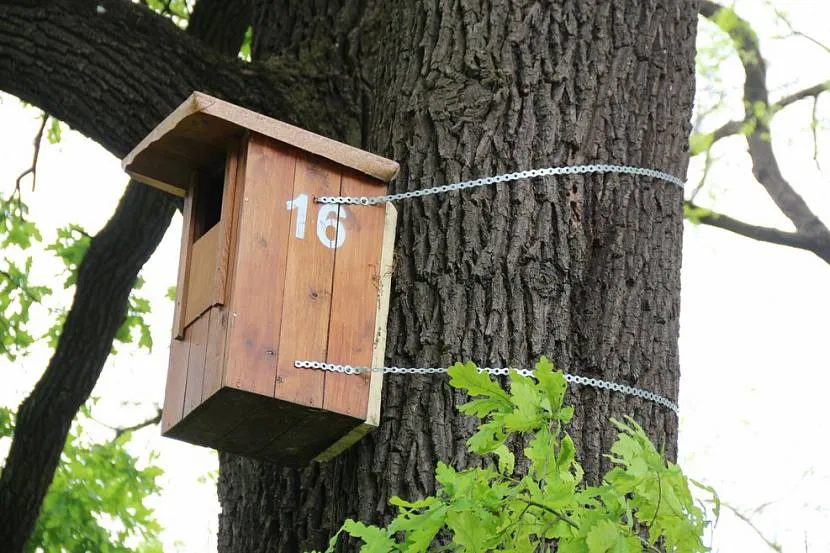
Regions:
[[122, 92, 399, 196]]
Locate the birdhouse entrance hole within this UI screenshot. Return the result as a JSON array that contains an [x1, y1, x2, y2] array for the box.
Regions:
[[192, 161, 224, 240]]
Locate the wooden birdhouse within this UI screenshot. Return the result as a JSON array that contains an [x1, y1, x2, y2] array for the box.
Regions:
[[122, 92, 398, 465]]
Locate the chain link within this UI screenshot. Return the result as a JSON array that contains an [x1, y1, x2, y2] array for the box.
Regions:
[[294, 360, 679, 414], [316, 164, 684, 205]]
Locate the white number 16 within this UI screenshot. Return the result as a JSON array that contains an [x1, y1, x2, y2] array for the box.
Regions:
[[285, 193, 347, 249]]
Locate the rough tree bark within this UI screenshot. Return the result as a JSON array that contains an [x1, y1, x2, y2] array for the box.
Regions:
[[0, 1, 697, 552], [218, 2, 697, 552]]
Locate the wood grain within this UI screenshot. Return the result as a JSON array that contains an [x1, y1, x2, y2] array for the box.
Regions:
[[201, 306, 228, 402], [182, 312, 210, 418], [315, 201, 397, 461], [224, 134, 295, 397], [123, 92, 399, 193], [323, 174, 387, 418], [275, 157, 340, 408], [184, 223, 221, 326], [171, 173, 196, 339], [214, 142, 239, 306], [161, 336, 191, 433], [367, 202, 397, 425]]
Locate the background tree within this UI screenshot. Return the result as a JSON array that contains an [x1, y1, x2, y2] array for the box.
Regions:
[[690, 1, 830, 263], [1, 1, 700, 552]]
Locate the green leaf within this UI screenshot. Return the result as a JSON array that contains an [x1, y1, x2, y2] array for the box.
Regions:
[[493, 444, 515, 475], [446, 510, 493, 552], [165, 285, 177, 301], [503, 372, 542, 432], [342, 520, 396, 553], [448, 362, 511, 404], [47, 118, 62, 144]]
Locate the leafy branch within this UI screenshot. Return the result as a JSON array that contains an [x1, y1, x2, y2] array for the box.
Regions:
[[312, 359, 715, 553]]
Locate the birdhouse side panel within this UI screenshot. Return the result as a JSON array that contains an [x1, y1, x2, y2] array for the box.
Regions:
[[161, 337, 189, 434], [162, 305, 230, 439], [223, 135, 296, 397], [182, 313, 210, 418], [274, 156, 343, 408]]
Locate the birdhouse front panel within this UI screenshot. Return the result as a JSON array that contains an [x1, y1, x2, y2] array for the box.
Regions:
[[122, 93, 398, 465]]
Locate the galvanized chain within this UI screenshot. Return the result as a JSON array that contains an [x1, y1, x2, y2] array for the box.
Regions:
[[293, 360, 679, 414], [316, 164, 684, 205]]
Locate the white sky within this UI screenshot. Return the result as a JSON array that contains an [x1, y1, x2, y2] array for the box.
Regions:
[[1, 2, 829, 551]]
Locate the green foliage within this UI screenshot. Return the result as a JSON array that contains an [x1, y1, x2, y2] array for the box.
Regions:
[[688, 133, 714, 157], [142, 0, 189, 24], [46, 118, 62, 145], [240, 26, 253, 61], [313, 359, 715, 553], [0, 196, 51, 360], [682, 204, 716, 225], [1, 187, 164, 552], [1, 403, 165, 553], [1, 405, 164, 552]]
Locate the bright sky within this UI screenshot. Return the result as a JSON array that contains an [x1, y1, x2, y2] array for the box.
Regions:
[[1, 2, 829, 552]]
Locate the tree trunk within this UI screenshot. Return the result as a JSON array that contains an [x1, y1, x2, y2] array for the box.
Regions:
[[217, 1, 697, 552]]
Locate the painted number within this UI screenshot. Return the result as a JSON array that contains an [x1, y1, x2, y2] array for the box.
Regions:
[[286, 193, 348, 249], [285, 193, 308, 239]]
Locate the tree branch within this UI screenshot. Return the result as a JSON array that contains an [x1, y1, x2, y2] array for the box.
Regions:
[[14, 112, 47, 193], [0, 2, 268, 551], [685, 201, 830, 263], [112, 408, 163, 439], [696, 80, 830, 148], [775, 81, 830, 110], [698, 1, 830, 264], [187, 0, 252, 57], [0, 0, 359, 159], [0, 182, 177, 552]]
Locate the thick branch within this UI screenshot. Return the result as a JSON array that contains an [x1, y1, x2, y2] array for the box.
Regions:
[[686, 201, 830, 262], [0, 183, 176, 552], [699, 1, 830, 263], [188, 0, 252, 56], [0, 0, 358, 158]]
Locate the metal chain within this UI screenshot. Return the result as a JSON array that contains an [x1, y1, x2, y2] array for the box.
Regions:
[[293, 360, 679, 414], [316, 164, 684, 205]]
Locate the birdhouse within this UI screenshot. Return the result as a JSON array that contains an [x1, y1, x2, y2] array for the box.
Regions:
[[122, 92, 398, 465]]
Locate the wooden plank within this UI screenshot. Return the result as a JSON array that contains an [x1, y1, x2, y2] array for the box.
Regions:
[[367, 202, 398, 425], [213, 142, 240, 306], [323, 174, 389, 418], [224, 135, 295, 396], [201, 306, 228, 402], [172, 173, 196, 339], [316, 202, 397, 462], [182, 312, 210, 418], [122, 92, 399, 194], [184, 224, 221, 326], [161, 337, 191, 434], [275, 157, 341, 408], [258, 406, 361, 466]]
